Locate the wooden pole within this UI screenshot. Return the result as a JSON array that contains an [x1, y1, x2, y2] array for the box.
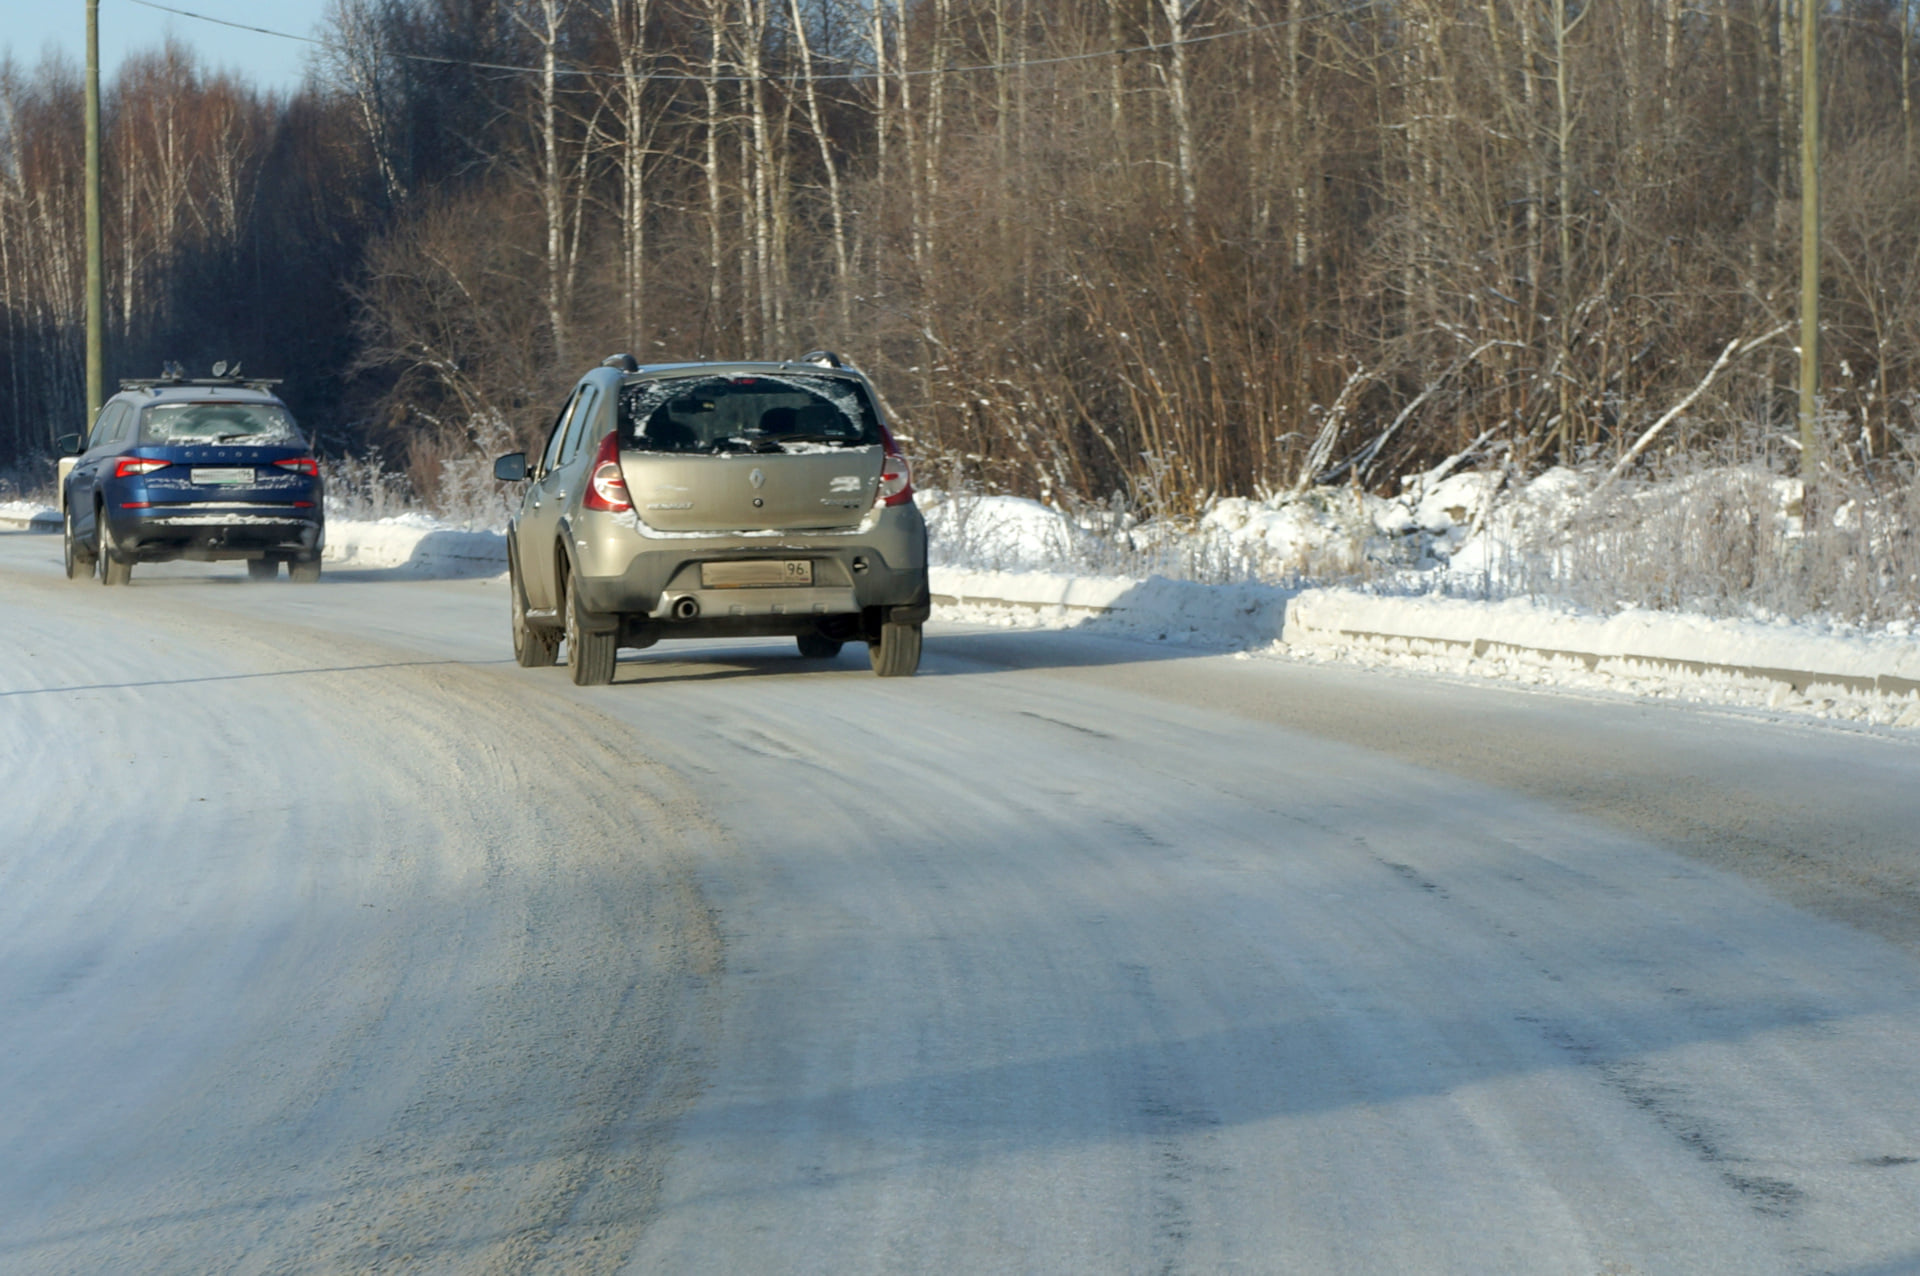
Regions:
[[85, 0, 104, 418], [1798, 0, 1820, 482]]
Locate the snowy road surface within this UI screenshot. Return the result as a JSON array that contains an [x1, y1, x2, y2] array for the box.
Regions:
[[4, 531, 1920, 1275]]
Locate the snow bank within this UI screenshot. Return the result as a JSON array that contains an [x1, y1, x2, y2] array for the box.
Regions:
[[324, 516, 506, 574], [920, 491, 1085, 571], [0, 500, 58, 530]]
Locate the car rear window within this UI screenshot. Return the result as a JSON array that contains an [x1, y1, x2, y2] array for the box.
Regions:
[[619, 374, 882, 453], [141, 402, 303, 444]]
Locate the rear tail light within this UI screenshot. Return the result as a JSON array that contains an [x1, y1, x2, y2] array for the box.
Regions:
[[876, 429, 913, 506], [274, 457, 320, 476], [582, 431, 632, 512], [114, 457, 168, 478]]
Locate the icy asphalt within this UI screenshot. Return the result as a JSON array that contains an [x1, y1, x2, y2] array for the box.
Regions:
[[4, 529, 1920, 1274]]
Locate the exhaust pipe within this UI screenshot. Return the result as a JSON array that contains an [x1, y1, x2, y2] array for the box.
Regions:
[[670, 595, 701, 621]]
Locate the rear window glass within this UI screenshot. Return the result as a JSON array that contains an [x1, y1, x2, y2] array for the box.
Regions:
[[141, 402, 302, 444], [619, 374, 882, 454]]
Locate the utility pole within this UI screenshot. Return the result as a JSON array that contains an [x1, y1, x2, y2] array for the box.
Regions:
[[85, 0, 105, 419], [1798, 0, 1820, 489]]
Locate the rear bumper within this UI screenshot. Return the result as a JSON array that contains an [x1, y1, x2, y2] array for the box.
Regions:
[[565, 504, 928, 629], [109, 506, 324, 561]]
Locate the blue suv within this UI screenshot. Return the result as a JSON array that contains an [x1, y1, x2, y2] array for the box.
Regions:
[[59, 367, 325, 584]]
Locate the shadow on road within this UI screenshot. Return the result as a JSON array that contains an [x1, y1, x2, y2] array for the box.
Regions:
[[599, 624, 1214, 686]]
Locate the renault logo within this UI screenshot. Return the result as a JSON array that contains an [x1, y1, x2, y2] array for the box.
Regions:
[[749, 468, 766, 489]]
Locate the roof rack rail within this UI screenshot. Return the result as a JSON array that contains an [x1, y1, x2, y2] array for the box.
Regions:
[[119, 376, 283, 391], [119, 360, 281, 392]]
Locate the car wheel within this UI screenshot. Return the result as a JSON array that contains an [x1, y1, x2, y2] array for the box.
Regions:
[[563, 568, 617, 686], [868, 621, 922, 677], [797, 631, 844, 660], [288, 558, 321, 584], [511, 547, 560, 667], [97, 510, 132, 586], [64, 507, 96, 580], [248, 558, 280, 582]]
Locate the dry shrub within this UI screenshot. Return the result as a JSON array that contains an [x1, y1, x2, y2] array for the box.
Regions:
[[1493, 460, 1920, 627]]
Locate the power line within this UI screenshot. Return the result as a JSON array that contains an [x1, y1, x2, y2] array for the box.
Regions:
[[120, 0, 1375, 85]]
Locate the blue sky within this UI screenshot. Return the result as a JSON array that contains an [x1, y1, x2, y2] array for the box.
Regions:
[[2, 0, 331, 96]]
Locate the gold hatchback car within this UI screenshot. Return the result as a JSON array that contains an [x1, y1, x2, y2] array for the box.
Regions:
[[494, 352, 930, 685]]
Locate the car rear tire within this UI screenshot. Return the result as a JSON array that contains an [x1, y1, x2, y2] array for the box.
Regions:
[[564, 569, 617, 686], [797, 631, 844, 659], [511, 548, 561, 667], [289, 558, 321, 584], [64, 508, 95, 581], [868, 621, 922, 677], [248, 558, 280, 582], [97, 511, 131, 586]]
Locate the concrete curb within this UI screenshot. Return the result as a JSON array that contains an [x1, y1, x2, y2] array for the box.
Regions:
[[1282, 589, 1920, 702], [1288, 626, 1920, 700]]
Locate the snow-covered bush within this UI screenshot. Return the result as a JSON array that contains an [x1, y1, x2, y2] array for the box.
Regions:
[[324, 414, 520, 530], [322, 451, 415, 523], [1491, 463, 1920, 625]]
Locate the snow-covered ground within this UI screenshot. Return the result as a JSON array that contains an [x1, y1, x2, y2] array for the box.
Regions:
[[8, 471, 1916, 731]]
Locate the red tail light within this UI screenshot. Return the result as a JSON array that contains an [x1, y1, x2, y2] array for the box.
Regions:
[[274, 457, 320, 477], [876, 428, 913, 506], [114, 457, 167, 478], [582, 431, 632, 512]]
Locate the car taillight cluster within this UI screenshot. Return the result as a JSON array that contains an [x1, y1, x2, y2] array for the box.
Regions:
[[876, 428, 913, 507], [274, 457, 320, 476], [582, 431, 632, 512], [113, 457, 168, 478]]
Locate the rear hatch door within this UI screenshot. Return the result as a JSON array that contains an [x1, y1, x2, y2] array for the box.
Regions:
[[621, 446, 882, 533], [142, 444, 315, 506]]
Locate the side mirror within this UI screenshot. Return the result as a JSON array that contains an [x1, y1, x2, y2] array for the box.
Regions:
[[493, 452, 528, 482], [56, 433, 82, 456]]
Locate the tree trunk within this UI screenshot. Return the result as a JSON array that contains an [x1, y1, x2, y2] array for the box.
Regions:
[[789, 0, 850, 335]]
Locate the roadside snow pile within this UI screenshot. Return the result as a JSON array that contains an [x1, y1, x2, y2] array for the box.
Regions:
[[924, 468, 1515, 584], [324, 514, 506, 574], [920, 491, 1091, 571], [1203, 470, 1504, 577], [0, 499, 58, 529]]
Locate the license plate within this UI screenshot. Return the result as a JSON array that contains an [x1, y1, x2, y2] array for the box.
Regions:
[[191, 467, 254, 485], [702, 559, 813, 588]]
